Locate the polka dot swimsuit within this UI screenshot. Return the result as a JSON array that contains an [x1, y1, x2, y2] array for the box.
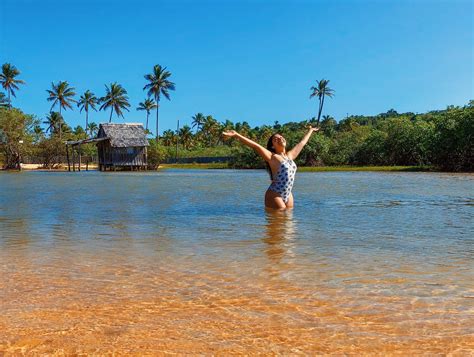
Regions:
[[268, 156, 297, 203]]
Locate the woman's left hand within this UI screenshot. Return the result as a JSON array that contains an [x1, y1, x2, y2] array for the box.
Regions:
[[222, 130, 237, 139], [308, 126, 320, 133]]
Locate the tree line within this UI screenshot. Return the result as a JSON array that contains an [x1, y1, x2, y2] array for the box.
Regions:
[[0, 62, 472, 171], [0, 62, 175, 140]]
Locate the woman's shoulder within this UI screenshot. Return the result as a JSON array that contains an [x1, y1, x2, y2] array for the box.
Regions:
[[271, 153, 286, 163]]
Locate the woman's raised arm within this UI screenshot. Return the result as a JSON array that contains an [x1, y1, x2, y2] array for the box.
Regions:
[[222, 130, 273, 162], [287, 127, 320, 160]]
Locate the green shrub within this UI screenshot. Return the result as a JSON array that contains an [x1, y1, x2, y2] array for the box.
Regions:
[[0, 108, 36, 169], [430, 107, 473, 171], [36, 137, 65, 168], [147, 139, 169, 169]]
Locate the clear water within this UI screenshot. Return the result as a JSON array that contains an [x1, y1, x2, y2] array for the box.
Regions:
[[1, 170, 473, 354]]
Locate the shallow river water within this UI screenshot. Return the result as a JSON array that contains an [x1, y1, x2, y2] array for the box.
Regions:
[[1, 170, 473, 354]]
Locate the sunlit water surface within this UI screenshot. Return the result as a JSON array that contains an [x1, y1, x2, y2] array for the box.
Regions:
[[1, 170, 473, 354]]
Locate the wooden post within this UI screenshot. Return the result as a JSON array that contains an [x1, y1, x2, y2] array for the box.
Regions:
[[78, 145, 81, 172], [144, 146, 148, 170], [66, 144, 71, 171], [102, 145, 106, 170], [72, 147, 76, 172], [86, 158, 89, 171]]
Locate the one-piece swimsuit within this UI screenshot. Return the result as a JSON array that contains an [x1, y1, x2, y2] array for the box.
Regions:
[[268, 156, 297, 203]]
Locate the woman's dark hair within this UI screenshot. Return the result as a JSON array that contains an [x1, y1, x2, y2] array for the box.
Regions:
[[266, 134, 278, 180]]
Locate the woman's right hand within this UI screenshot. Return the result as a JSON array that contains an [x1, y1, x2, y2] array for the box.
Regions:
[[222, 130, 237, 139]]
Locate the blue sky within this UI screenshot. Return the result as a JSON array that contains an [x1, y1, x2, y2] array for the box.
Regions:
[[0, 0, 472, 133]]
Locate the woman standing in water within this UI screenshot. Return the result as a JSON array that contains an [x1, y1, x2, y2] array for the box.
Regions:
[[222, 126, 320, 209]]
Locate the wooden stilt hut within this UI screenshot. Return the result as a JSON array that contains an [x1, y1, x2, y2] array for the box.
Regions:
[[96, 123, 149, 171], [65, 123, 149, 172]]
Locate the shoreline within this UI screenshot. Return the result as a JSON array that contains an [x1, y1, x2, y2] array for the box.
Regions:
[[0, 163, 445, 172]]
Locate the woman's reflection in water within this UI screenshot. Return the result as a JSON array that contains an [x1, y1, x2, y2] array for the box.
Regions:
[[263, 208, 297, 277]]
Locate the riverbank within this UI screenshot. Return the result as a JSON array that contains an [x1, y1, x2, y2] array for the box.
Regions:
[[159, 163, 433, 171], [18, 163, 99, 171], [298, 165, 432, 172], [1, 163, 437, 172]]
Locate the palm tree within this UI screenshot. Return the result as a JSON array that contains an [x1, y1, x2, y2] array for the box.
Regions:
[[235, 121, 251, 138], [46, 81, 76, 139], [162, 129, 176, 146], [143, 64, 175, 139], [320, 115, 337, 137], [0, 63, 25, 108], [179, 125, 193, 150], [191, 113, 205, 133], [99, 83, 130, 122], [43, 112, 64, 138], [137, 98, 157, 132], [256, 125, 273, 142], [32, 124, 45, 143], [0, 92, 9, 108], [202, 115, 220, 146], [73, 125, 87, 138], [87, 122, 99, 137], [310, 79, 335, 125], [77, 90, 98, 137], [221, 119, 235, 145], [47, 81, 77, 114]]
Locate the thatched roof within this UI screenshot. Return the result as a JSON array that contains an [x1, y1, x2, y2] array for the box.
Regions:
[[98, 123, 149, 147]]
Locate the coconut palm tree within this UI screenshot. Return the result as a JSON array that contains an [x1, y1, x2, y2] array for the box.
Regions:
[[179, 125, 193, 150], [137, 98, 157, 132], [235, 121, 251, 138], [0, 63, 25, 108], [310, 79, 335, 125], [99, 83, 130, 122], [202, 115, 220, 146], [191, 113, 206, 133], [43, 112, 64, 138], [162, 129, 176, 146], [77, 90, 98, 137], [320, 115, 337, 137], [143, 64, 175, 139], [220, 119, 235, 145], [47, 81, 77, 114], [73, 125, 87, 138], [87, 122, 98, 137], [46, 81, 76, 139], [32, 124, 45, 143]]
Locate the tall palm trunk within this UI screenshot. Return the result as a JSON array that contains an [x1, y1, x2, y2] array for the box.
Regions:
[[155, 95, 160, 140], [317, 94, 326, 125], [59, 106, 62, 140], [7, 89, 11, 109], [146, 111, 149, 131], [86, 110, 89, 137], [109, 107, 113, 123]]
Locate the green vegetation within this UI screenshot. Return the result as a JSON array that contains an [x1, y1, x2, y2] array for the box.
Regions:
[[0, 63, 25, 108], [47, 81, 77, 114], [0, 92, 9, 108], [0, 108, 37, 169], [143, 65, 175, 139], [0, 61, 472, 172], [310, 79, 334, 124], [137, 98, 157, 133], [77, 90, 99, 136], [99, 83, 130, 122]]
